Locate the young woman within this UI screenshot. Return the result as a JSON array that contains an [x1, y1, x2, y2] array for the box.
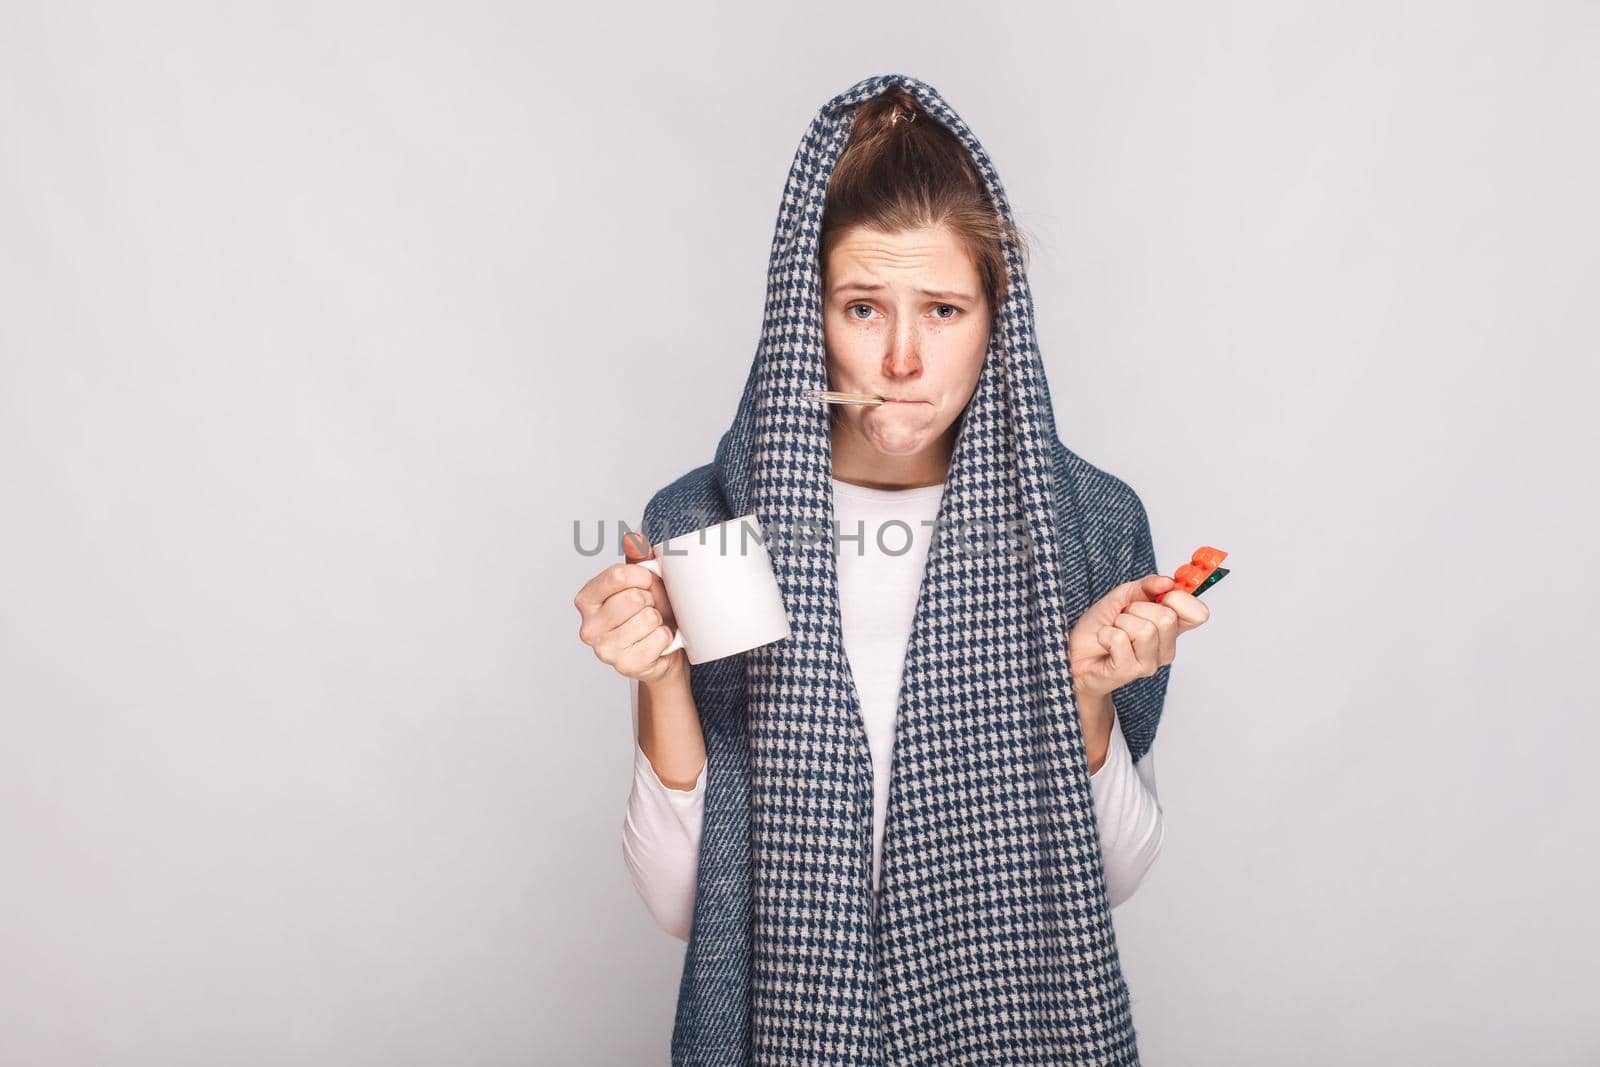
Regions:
[[574, 75, 1210, 1065]]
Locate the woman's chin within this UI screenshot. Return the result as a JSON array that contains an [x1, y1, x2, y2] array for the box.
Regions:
[[864, 428, 935, 456]]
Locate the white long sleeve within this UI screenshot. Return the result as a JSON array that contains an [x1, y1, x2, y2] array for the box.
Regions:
[[621, 477, 1165, 941], [1089, 704, 1165, 907], [621, 700, 706, 942]]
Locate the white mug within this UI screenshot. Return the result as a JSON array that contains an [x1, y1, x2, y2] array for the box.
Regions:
[[635, 513, 792, 664]]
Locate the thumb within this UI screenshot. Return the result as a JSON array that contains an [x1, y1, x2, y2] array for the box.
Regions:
[[1092, 574, 1177, 622], [623, 530, 654, 562], [1135, 573, 1178, 603]]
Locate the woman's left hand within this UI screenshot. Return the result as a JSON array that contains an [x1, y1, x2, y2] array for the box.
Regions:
[[1068, 574, 1211, 701]]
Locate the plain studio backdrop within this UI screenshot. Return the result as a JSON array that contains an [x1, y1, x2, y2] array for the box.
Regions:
[[2, 2, 1597, 1064]]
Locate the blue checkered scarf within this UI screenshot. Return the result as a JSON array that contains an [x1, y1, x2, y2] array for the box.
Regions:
[[639, 72, 1171, 1066]]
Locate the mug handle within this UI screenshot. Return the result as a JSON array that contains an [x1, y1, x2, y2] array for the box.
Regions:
[[633, 557, 688, 658]]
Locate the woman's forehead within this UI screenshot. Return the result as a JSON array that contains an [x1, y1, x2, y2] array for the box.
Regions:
[[824, 225, 981, 293]]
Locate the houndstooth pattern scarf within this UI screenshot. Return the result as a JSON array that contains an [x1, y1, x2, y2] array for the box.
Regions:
[[639, 72, 1171, 1067]]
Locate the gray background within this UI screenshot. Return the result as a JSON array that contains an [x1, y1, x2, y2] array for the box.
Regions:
[[2, 1, 1596, 1064]]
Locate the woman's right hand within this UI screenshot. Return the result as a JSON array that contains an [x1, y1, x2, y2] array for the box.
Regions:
[[573, 531, 685, 686]]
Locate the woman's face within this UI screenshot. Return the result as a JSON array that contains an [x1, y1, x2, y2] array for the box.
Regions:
[[822, 224, 992, 477]]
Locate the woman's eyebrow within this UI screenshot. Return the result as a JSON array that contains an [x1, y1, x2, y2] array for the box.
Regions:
[[829, 280, 978, 302]]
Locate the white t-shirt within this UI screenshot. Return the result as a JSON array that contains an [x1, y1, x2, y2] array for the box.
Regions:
[[623, 476, 1165, 941]]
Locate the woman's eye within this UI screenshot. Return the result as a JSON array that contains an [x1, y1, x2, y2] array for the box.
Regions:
[[844, 303, 959, 321]]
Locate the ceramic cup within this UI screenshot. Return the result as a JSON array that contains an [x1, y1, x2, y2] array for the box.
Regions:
[[635, 513, 792, 664]]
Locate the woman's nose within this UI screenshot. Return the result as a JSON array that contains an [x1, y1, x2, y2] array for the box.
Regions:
[[883, 327, 921, 378]]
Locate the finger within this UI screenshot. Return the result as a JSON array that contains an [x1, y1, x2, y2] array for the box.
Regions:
[[622, 530, 653, 563], [1098, 624, 1138, 683], [574, 560, 657, 614], [591, 585, 655, 635], [1121, 600, 1178, 666], [1129, 574, 1178, 604], [594, 603, 664, 665], [1157, 588, 1211, 632], [620, 532, 679, 624], [1084, 574, 1170, 629], [614, 617, 678, 676], [1112, 612, 1161, 676]]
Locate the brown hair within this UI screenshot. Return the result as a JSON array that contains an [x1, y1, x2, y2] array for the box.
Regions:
[[821, 87, 1030, 314]]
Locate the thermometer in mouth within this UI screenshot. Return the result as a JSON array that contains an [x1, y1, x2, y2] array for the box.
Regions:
[[802, 389, 886, 407]]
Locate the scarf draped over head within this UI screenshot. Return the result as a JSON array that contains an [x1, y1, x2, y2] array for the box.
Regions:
[[640, 72, 1170, 1067]]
